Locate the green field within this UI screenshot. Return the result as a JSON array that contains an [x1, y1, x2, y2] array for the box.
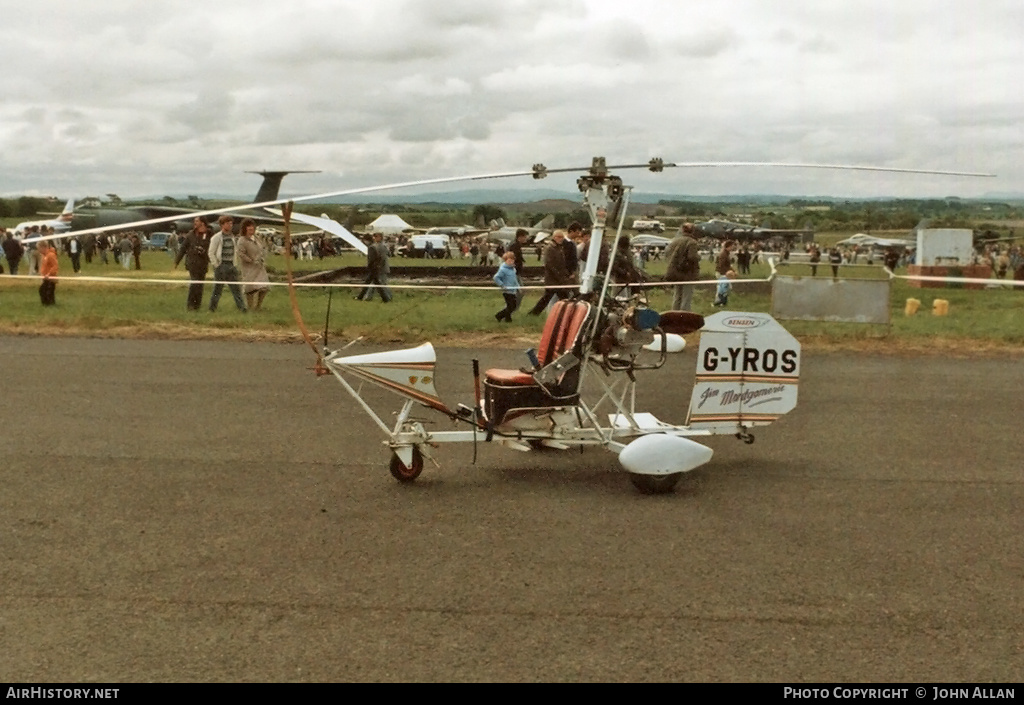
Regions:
[[1, 247, 1021, 352]]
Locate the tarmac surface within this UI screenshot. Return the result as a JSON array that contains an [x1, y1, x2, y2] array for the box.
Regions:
[[2, 336, 1021, 682]]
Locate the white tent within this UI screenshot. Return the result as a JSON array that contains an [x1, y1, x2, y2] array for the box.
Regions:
[[366, 214, 414, 235]]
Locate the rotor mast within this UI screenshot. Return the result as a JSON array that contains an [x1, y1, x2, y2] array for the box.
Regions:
[[546, 156, 663, 296]]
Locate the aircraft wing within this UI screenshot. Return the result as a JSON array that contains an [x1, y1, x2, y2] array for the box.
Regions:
[[835, 234, 914, 248], [265, 208, 367, 254]]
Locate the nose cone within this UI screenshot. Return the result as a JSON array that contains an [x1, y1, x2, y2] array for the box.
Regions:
[[618, 434, 714, 475]]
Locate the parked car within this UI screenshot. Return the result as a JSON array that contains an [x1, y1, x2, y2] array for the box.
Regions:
[[145, 232, 172, 251], [632, 218, 665, 233], [400, 234, 451, 258]]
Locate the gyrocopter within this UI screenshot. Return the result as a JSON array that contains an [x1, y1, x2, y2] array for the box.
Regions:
[[21, 155, 990, 494], [292, 157, 808, 494]]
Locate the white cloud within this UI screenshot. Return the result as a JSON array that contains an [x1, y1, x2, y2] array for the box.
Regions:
[[0, 0, 1018, 199]]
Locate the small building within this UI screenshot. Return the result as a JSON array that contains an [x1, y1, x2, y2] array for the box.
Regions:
[[908, 228, 989, 289]]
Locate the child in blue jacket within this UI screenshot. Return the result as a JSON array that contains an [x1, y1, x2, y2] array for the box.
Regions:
[[713, 269, 736, 307], [493, 251, 521, 322]]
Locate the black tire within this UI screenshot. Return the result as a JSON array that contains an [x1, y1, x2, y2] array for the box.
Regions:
[[629, 472, 682, 495], [389, 448, 424, 483]]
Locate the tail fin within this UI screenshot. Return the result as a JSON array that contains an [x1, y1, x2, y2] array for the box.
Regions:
[[246, 170, 320, 204], [59, 198, 75, 223], [532, 214, 554, 230], [685, 311, 801, 435]]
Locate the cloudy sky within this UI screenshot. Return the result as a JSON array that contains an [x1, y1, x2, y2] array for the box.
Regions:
[[1, 0, 1020, 201]]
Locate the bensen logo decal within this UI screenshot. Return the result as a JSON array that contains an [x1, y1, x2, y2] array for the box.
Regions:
[[722, 316, 766, 329]]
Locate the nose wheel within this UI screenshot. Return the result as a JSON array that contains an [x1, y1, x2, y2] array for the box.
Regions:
[[629, 472, 682, 495], [389, 447, 424, 483]]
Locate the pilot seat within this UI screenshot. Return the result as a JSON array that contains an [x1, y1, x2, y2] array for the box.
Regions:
[[483, 299, 592, 428]]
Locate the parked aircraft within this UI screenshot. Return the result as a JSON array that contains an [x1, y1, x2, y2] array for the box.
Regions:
[[13, 198, 75, 235], [66, 171, 318, 235], [694, 218, 812, 243], [487, 215, 555, 244], [834, 233, 916, 248], [630, 234, 672, 250], [421, 225, 489, 238]]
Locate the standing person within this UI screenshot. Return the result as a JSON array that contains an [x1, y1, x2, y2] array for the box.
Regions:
[[713, 270, 736, 307], [28, 241, 41, 276], [664, 222, 701, 311], [736, 245, 751, 275], [174, 217, 212, 311], [3, 230, 24, 275], [564, 221, 582, 278], [166, 231, 179, 260], [118, 234, 132, 270], [493, 251, 521, 322], [528, 230, 574, 315], [508, 228, 530, 306], [131, 233, 142, 270], [508, 228, 529, 277], [829, 247, 842, 278], [356, 233, 392, 302], [207, 215, 247, 312], [83, 233, 96, 264], [884, 247, 901, 273], [68, 235, 82, 273], [38, 240, 59, 306], [236, 218, 270, 311], [715, 241, 734, 276], [808, 245, 821, 276], [96, 233, 109, 265]]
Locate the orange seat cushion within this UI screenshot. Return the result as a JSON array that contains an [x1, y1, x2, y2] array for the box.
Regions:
[[485, 369, 535, 386]]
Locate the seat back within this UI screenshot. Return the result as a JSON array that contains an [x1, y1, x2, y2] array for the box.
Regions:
[[537, 300, 591, 367]]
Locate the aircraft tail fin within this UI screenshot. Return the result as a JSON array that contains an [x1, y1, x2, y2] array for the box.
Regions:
[[246, 170, 320, 204], [532, 214, 555, 230], [59, 198, 75, 222], [685, 311, 801, 436]]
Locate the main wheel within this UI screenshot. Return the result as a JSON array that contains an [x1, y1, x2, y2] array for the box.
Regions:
[[629, 472, 682, 495], [389, 448, 424, 483]]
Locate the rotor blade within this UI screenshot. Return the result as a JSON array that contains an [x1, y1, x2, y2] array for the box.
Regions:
[[265, 208, 367, 254], [660, 162, 996, 178], [538, 161, 996, 178], [22, 167, 537, 243], [21, 159, 995, 244]]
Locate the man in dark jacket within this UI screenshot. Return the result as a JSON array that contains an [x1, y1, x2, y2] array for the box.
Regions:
[[174, 217, 212, 311], [715, 241, 733, 276], [356, 233, 392, 302], [2, 230, 24, 275], [528, 230, 574, 315], [508, 228, 529, 277], [664, 223, 701, 310]]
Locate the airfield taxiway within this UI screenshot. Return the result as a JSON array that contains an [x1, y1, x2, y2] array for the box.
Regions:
[[2, 336, 1021, 682]]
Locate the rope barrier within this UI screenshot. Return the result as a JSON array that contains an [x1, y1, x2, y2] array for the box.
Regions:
[[0, 272, 775, 291]]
